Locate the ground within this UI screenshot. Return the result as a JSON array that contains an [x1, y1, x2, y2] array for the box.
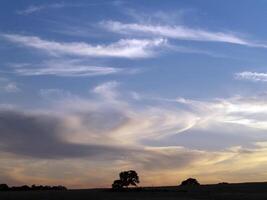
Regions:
[[1, 182, 267, 200]]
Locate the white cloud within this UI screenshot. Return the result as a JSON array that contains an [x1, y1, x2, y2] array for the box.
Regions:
[[0, 78, 20, 93], [175, 94, 267, 131], [14, 66, 119, 77], [9, 60, 130, 77], [16, 5, 44, 15], [16, 2, 121, 15], [16, 3, 84, 15], [16, 3, 73, 15], [4, 83, 20, 93], [92, 81, 120, 100], [2, 34, 167, 58], [235, 71, 267, 82], [101, 21, 267, 48]]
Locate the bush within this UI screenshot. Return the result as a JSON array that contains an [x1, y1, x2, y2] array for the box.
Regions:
[[180, 178, 200, 186], [0, 184, 67, 191], [0, 184, 9, 191], [112, 180, 123, 190]]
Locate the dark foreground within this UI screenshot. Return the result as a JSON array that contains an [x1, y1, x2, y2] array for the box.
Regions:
[[1, 182, 267, 200]]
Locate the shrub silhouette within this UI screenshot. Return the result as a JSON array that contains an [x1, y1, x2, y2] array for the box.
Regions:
[[112, 180, 123, 189], [0, 184, 9, 191], [112, 170, 140, 189], [0, 184, 67, 191], [218, 182, 229, 185], [180, 178, 200, 186]]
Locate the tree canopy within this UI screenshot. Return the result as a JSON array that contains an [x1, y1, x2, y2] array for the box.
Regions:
[[112, 170, 140, 189], [180, 178, 200, 186]]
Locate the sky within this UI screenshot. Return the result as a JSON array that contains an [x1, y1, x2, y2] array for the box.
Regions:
[[1, 0, 267, 189]]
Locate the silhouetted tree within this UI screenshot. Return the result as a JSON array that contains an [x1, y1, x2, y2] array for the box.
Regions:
[[120, 170, 139, 187], [0, 184, 9, 191], [180, 178, 200, 186], [112, 180, 123, 189], [112, 170, 140, 189]]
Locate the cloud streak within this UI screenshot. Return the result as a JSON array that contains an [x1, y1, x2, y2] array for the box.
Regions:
[[101, 21, 267, 48], [235, 71, 267, 82], [17, 2, 123, 15], [0, 78, 20, 93], [17, 2, 110, 15], [175, 94, 267, 131], [9, 60, 125, 77], [2, 34, 167, 58], [16, 3, 73, 15]]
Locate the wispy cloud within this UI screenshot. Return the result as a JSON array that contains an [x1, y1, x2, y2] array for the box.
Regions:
[[17, 5, 45, 15], [133, 92, 267, 133], [2, 86, 267, 187], [175, 94, 267, 131], [2, 34, 167, 58], [39, 89, 74, 100], [8, 60, 128, 77], [92, 81, 120, 100], [101, 21, 267, 48], [121, 8, 195, 25], [0, 82, 200, 159], [0, 78, 20, 93], [235, 71, 267, 82], [16, 2, 115, 15], [3, 83, 20, 93]]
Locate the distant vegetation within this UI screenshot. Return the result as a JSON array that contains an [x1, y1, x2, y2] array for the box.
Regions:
[[112, 170, 140, 189], [180, 178, 200, 186], [1, 171, 202, 192], [218, 182, 229, 185], [0, 184, 67, 191]]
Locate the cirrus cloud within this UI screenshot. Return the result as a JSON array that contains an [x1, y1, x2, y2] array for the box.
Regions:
[[101, 20, 267, 48], [2, 34, 167, 59]]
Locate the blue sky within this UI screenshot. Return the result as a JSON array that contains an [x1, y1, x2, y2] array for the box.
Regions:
[[1, 0, 267, 188]]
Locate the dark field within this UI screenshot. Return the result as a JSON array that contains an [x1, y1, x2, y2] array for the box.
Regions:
[[1, 182, 267, 200]]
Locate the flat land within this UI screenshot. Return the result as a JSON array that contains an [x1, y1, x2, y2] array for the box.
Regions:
[[1, 182, 267, 200]]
